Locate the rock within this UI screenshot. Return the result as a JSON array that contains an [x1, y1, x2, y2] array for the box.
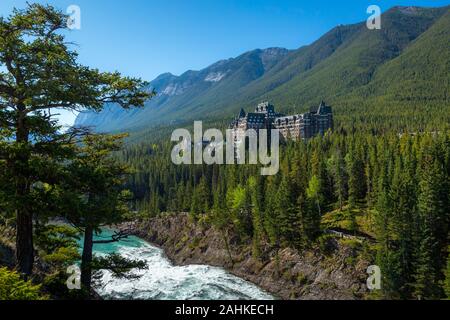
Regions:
[[121, 213, 369, 300]]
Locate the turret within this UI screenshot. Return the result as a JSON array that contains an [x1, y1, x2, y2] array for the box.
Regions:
[[239, 108, 246, 118]]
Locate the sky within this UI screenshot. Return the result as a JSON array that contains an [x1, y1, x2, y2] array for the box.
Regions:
[[1, 0, 448, 126]]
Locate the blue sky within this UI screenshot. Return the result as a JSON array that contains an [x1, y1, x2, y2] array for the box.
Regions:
[[1, 0, 448, 126]]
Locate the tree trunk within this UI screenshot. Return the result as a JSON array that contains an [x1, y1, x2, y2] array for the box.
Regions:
[[16, 209, 34, 276], [81, 226, 94, 293], [15, 112, 34, 277]]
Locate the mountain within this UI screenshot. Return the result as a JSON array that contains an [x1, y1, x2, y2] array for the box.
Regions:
[[75, 5, 450, 133], [257, 5, 450, 108], [74, 48, 290, 131]]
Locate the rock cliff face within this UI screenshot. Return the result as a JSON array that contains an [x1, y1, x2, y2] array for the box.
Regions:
[[0, 225, 15, 268], [126, 213, 370, 300]]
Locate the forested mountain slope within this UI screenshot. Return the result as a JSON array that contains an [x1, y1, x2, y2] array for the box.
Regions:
[[75, 48, 290, 131], [75, 5, 450, 134]]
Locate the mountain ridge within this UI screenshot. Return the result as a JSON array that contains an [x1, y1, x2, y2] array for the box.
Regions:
[[75, 5, 450, 133]]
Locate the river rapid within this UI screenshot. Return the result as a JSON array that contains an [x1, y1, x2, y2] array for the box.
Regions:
[[90, 229, 273, 300]]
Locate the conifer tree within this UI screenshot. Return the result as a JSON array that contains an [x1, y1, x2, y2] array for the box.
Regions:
[[414, 156, 447, 299], [307, 175, 323, 216], [61, 134, 146, 294], [388, 158, 417, 298], [330, 150, 348, 211], [375, 161, 400, 299], [346, 147, 367, 208], [248, 176, 265, 259], [264, 178, 281, 246], [275, 175, 300, 247], [0, 4, 150, 276]]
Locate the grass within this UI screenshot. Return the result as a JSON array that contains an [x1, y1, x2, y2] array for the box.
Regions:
[[321, 203, 376, 238]]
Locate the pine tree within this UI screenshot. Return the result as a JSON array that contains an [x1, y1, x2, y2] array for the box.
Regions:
[[61, 134, 147, 294], [226, 184, 252, 238], [0, 4, 150, 276], [375, 161, 401, 299], [306, 175, 323, 216], [330, 150, 348, 211], [388, 158, 417, 298], [264, 178, 280, 246], [248, 176, 265, 259], [298, 193, 320, 243], [275, 175, 300, 247], [414, 157, 447, 299], [190, 187, 202, 218], [346, 147, 367, 208], [311, 149, 333, 207]]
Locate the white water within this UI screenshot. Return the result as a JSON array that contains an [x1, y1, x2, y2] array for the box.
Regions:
[[92, 231, 273, 300]]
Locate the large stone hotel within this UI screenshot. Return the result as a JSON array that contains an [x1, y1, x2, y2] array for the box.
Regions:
[[229, 101, 333, 142]]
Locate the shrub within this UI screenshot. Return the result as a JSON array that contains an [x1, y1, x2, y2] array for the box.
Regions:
[[318, 234, 336, 254], [42, 272, 88, 300], [0, 267, 46, 300], [340, 238, 361, 250], [297, 272, 309, 285]]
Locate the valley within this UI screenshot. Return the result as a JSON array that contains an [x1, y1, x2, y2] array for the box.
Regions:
[[1, 3, 449, 302], [121, 213, 371, 300], [76, 6, 450, 137]]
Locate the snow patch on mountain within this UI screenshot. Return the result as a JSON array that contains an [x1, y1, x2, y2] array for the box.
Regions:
[[162, 83, 185, 96], [205, 72, 226, 82]]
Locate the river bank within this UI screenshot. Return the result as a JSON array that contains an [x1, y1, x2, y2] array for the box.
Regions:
[[93, 228, 273, 300], [122, 213, 371, 300]]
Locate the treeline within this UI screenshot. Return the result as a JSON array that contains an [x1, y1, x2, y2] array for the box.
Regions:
[[121, 129, 450, 300]]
